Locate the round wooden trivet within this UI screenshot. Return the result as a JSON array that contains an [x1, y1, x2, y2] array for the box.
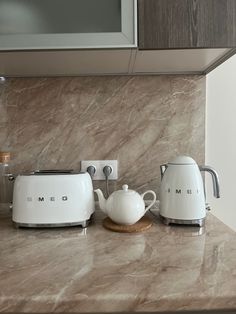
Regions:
[[102, 216, 152, 233]]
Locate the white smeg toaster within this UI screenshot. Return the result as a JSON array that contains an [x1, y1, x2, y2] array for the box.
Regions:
[[12, 170, 95, 228]]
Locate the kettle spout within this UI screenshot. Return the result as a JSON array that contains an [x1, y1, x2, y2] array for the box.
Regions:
[[94, 189, 107, 213]]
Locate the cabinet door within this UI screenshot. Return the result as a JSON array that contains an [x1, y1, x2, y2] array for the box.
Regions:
[[0, 0, 137, 50], [139, 0, 236, 49]]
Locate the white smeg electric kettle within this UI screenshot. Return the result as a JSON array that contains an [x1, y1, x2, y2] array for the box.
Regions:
[[159, 156, 220, 227]]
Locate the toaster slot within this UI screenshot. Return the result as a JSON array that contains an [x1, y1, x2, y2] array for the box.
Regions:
[[32, 170, 74, 175]]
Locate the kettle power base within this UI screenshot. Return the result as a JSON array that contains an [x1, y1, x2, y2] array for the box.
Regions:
[[103, 216, 152, 233], [160, 216, 205, 227]]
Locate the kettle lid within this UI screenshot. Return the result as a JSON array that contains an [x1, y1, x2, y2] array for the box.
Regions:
[[169, 155, 197, 165]]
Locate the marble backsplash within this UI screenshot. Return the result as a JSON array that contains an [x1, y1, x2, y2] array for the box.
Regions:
[[0, 75, 205, 197]]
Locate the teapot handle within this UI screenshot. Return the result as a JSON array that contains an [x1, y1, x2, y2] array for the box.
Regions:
[[141, 190, 157, 212]]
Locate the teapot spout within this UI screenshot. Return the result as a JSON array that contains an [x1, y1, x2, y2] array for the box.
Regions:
[[94, 189, 107, 213]]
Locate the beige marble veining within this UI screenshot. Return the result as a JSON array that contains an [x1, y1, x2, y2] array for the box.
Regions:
[[0, 76, 205, 196], [0, 205, 236, 313]]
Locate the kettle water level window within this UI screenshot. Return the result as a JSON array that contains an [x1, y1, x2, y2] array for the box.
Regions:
[[0, 0, 137, 50]]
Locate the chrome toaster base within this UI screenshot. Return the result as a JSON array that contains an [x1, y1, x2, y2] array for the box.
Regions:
[[14, 218, 91, 229], [160, 215, 205, 227]]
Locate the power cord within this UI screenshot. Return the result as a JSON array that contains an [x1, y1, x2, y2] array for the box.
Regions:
[[149, 208, 159, 219], [86, 164, 112, 198], [148, 200, 160, 220], [103, 165, 112, 198]]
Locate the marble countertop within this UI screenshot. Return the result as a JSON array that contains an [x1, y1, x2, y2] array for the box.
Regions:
[[0, 205, 236, 313]]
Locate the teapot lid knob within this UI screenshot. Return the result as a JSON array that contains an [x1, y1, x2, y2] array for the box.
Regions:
[[122, 184, 129, 192]]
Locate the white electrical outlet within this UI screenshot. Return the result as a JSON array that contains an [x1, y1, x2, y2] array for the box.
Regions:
[[81, 160, 118, 180]]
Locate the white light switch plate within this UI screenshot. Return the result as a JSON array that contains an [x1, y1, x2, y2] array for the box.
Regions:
[[81, 160, 118, 180]]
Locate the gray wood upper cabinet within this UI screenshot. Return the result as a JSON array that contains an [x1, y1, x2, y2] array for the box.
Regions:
[[138, 0, 236, 49]]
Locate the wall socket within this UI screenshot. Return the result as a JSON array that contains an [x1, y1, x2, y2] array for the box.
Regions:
[[81, 160, 118, 180]]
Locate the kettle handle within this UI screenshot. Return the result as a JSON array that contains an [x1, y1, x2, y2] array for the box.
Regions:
[[141, 190, 157, 212], [160, 164, 168, 180], [199, 166, 220, 198]]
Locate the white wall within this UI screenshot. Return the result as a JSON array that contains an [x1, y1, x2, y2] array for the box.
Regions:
[[206, 54, 236, 231]]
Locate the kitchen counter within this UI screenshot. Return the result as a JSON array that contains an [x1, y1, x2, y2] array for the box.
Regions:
[[0, 205, 236, 313]]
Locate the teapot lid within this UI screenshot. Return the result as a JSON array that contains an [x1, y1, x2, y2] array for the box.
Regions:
[[120, 184, 135, 194], [169, 156, 197, 165]]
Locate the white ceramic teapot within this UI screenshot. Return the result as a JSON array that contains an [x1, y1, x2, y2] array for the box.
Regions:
[[94, 184, 156, 225]]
